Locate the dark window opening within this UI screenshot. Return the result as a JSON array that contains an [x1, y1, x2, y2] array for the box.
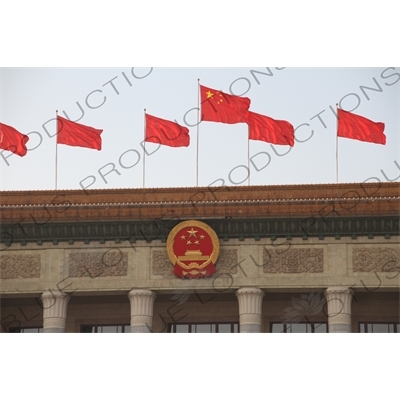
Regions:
[[80, 325, 129, 333], [359, 323, 400, 333], [11, 327, 43, 333], [169, 323, 239, 333], [271, 322, 327, 333]]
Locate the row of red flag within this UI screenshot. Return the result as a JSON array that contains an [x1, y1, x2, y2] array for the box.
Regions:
[[0, 84, 386, 157]]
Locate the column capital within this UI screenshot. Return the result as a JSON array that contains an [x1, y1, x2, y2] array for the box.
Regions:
[[324, 286, 353, 333], [236, 287, 265, 296], [236, 287, 264, 333], [128, 289, 157, 301], [128, 289, 156, 333], [41, 291, 70, 333], [325, 286, 353, 296]]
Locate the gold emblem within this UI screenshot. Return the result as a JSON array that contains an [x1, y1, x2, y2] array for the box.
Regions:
[[166, 220, 220, 279]]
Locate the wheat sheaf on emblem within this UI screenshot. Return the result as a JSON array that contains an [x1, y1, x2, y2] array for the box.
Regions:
[[281, 292, 326, 324]]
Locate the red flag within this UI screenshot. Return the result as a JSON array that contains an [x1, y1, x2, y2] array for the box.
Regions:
[[246, 111, 295, 146], [0, 122, 29, 156], [200, 85, 250, 124], [57, 116, 102, 150], [145, 114, 190, 147], [337, 109, 386, 145]]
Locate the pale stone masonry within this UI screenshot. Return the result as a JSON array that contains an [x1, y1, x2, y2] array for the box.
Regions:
[[128, 289, 157, 333], [236, 287, 265, 333], [41, 291, 70, 333], [324, 287, 353, 333]]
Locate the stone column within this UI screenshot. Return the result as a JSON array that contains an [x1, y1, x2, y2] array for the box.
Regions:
[[324, 286, 353, 333], [236, 287, 264, 333], [41, 291, 70, 333], [128, 289, 157, 333]]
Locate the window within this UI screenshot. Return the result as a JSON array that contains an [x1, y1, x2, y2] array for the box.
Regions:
[[271, 323, 327, 333], [81, 325, 129, 333], [11, 327, 43, 333], [169, 323, 239, 333], [359, 323, 400, 333]]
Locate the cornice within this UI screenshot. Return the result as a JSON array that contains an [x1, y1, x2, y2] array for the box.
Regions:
[[1, 215, 398, 246]]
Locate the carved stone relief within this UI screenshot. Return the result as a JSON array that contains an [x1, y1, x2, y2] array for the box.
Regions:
[[0, 254, 41, 279], [263, 248, 324, 273], [152, 250, 174, 277], [215, 249, 239, 274], [353, 248, 400, 272], [68, 251, 128, 277]]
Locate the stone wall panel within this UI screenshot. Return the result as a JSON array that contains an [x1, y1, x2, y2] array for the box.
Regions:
[[353, 248, 400, 272], [263, 248, 324, 273], [0, 254, 41, 279], [68, 251, 128, 277]]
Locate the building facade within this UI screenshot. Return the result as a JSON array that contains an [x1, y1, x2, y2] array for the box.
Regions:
[[1, 182, 399, 333]]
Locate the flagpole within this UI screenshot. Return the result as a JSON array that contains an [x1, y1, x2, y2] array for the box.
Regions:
[[55, 110, 58, 190], [336, 103, 339, 183], [196, 79, 200, 187], [248, 125, 250, 186], [143, 108, 146, 188]]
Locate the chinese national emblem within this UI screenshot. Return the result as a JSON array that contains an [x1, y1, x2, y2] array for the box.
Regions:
[[166, 220, 220, 279]]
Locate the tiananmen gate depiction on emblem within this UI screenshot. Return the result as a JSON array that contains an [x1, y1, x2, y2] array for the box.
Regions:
[[166, 220, 220, 279]]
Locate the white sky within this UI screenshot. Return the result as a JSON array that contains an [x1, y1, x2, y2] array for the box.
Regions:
[[1, 67, 399, 190]]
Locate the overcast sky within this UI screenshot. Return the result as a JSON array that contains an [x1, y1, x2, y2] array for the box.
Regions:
[[1, 67, 399, 191]]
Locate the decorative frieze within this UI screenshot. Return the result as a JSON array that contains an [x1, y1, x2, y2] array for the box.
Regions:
[[215, 249, 239, 274], [263, 248, 323, 273], [353, 248, 400, 273], [152, 250, 174, 276], [2, 215, 398, 245], [68, 251, 128, 277], [0, 254, 41, 279], [152, 248, 238, 276]]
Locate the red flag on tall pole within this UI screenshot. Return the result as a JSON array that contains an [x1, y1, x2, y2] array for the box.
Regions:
[[0, 122, 29, 156], [200, 85, 250, 124], [145, 114, 190, 147], [245, 111, 295, 146], [337, 109, 386, 145], [57, 116, 103, 150]]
